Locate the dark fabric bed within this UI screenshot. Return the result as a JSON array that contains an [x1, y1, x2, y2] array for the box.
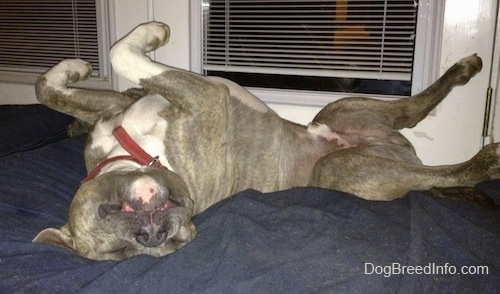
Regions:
[[0, 104, 499, 293]]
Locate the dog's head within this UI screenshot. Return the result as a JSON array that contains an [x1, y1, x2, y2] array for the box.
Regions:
[[33, 167, 196, 260]]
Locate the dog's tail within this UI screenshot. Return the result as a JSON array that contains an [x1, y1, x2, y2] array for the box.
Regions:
[[425, 186, 498, 210]]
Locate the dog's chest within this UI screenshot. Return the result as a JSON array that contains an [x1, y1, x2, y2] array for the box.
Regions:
[[88, 94, 172, 171]]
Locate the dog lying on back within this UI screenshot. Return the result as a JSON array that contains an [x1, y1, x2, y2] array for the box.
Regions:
[[33, 22, 498, 260]]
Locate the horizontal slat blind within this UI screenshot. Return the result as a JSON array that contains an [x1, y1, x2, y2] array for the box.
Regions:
[[203, 0, 418, 81], [0, 0, 99, 76]]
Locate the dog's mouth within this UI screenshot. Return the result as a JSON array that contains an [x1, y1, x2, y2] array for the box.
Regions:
[[82, 167, 194, 249], [98, 198, 179, 218], [121, 198, 175, 212], [98, 200, 187, 248]]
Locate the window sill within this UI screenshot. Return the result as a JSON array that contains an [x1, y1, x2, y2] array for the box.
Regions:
[[248, 87, 404, 107], [0, 71, 113, 90]]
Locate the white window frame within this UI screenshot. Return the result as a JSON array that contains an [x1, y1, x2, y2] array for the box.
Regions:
[[190, 0, 445, 106], [0, 0, 114, 90]]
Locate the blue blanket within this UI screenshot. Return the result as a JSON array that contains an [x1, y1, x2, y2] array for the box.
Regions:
[[0, 105, 498, 293]]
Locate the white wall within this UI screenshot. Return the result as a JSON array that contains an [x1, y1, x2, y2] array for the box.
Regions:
[[266, 0, 498, 166], [0, 83, 36, 104], [0, 0, 497, 166]]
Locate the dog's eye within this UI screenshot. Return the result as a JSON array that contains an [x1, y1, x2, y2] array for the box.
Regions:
[[98, 203, 122, 218], [167, 197, 184, 208]]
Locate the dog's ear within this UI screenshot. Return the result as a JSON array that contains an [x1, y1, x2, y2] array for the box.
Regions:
[[33, 225, 75, 251]]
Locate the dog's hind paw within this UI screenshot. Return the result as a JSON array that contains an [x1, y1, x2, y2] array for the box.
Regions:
[[451, 53, 482, 85], [470, 142, 500, 180], [427, 186, 497, 210]]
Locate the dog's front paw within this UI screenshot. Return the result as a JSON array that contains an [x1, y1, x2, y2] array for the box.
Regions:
[[43, 59, 93, 86], [109, 22, 171, 84], [113, 21, 170, 54], [134, 21, 170, 52]]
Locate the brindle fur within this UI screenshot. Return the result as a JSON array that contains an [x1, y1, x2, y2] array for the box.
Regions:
[[33, 22, 499, 260]]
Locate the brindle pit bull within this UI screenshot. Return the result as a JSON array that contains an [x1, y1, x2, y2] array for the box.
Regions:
[[33, 22, 499, 260]]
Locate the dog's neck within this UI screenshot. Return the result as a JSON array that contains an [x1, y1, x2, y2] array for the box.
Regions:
[[84, 126, 165, 182]]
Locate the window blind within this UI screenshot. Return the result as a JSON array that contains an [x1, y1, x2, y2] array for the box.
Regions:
[[0, 0, 100, 77], [203, 0, 418, 81]]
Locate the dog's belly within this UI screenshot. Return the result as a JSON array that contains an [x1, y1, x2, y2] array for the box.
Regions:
[[223, 98, 340, 194], [85, 89, 342, 214]]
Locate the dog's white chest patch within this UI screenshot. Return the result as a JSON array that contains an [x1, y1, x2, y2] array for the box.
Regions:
[[89, 94, 173, 173]]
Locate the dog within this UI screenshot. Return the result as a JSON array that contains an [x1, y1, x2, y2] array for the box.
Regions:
[[33, 22, 499, 260]]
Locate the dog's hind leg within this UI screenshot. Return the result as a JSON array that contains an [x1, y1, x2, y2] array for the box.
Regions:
[[309, 142, 500, 208], [36, 59, 135, 123], [394, 54, 483, 128], [314, 54, 483, 130]]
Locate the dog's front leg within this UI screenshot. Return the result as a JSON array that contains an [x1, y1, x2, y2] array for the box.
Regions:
[[36, 59, 135, 123], [110, 22, 273, 113], [110, 22, 232, 112], [109, 22, 171, 85]]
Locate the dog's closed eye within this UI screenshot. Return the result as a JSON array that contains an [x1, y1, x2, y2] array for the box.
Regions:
[[98, 203, 122, 218]]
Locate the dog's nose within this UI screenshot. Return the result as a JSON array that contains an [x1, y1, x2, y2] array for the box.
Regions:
[[135, 225, 167, 247]]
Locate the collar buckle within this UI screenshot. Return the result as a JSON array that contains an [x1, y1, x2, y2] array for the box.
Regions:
[[147, 156, 161, 167]]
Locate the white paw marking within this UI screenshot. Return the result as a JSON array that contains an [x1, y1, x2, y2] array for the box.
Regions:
[[110, 22, 171, 84], [44, 59, 92, 93]]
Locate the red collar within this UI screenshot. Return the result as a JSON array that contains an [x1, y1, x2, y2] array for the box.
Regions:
[[83, 126, 165, 182]]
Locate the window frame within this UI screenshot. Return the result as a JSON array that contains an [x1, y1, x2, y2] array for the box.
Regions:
[[190, 0, 445, 106], [0, 0, 114, 90]]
